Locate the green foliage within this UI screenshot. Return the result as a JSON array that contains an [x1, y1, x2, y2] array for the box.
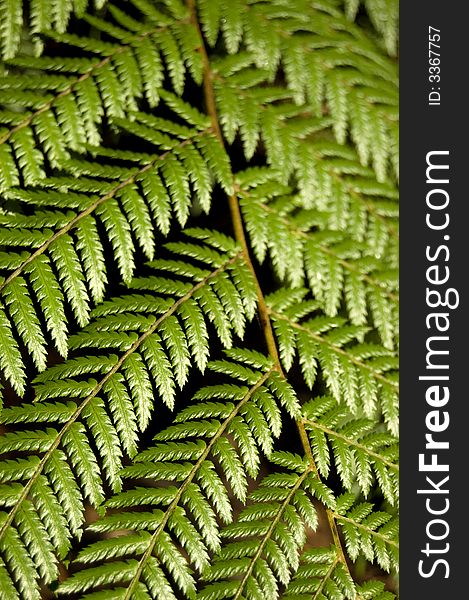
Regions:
[[55, 361, 303, 598], [0, 0, 399, 597], [0, 105, 229, 391], [303, 397, 398, 505], [269, 292, 399, 433]]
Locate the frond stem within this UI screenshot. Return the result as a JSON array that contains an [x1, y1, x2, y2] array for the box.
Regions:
[[188, 0, 281, 368], [189, 3, 371, 597], [297, 419, 350, 568]]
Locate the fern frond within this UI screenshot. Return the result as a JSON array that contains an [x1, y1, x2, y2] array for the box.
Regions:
[[303, 396, 398, 504], [0, 0, 399, 597], [55, 356, 300, 599], [1, 0, 398, 186], [283, 544, 396, 599], [0, 231, 258, 595], [335, 493, 399, 573], [0, 110, 229, 391], [282, 545, 356, 599], [201, 464, 397, 599], [199, 456, 335, 599], [344, 0, 398, 56], [238, 171, 398, 350], [267, 291, 398, 434], [0, 0, 204, 185], [201, 0, 398, 182]]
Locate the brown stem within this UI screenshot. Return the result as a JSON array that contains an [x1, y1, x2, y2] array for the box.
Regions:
[[188, 0, 357, 595], [188, 0, 281, 368], [297, 419, 350, 567]]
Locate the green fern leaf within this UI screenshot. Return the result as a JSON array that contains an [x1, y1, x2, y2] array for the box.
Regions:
[[0, 1, 399, 597], [51, 354, 298, 598]]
